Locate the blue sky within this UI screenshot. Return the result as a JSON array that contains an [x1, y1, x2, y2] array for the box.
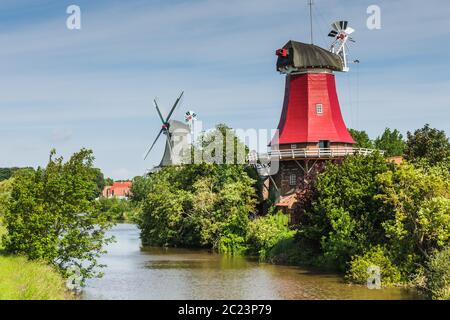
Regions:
[[0, 0, 449, 179]]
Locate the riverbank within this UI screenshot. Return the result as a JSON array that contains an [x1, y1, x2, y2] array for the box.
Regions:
[[0, 256, 71, 300], [0, 221, 71, 300]]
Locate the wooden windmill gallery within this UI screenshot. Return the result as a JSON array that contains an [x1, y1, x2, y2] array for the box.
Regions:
[[262, 19, 380, 220]]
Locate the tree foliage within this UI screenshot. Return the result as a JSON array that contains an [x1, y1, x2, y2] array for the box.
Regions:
[[138, 125, 257, 253], [139, 164, 257, 252], [247, 211, 295, 260], [0, 167, 33, 182], [295, 153, 391, 270], [95, 197, 138, 222], [376, 164, 450, 266], [92, 168, 105, 197], [422, 247, 450, 300], [290, 141, 450, 292], [0, 178, 13, 218], [346, 245, 402, 286], [374, 128, 405, 157], [348, 129, 373, 149], [405, 124, 450, 165], [2, 149, 114, 281]]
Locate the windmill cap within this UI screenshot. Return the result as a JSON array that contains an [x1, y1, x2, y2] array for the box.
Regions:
[[276, 41, 344, 72]]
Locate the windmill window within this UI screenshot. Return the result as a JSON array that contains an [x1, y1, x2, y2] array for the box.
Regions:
[[316, 103, 323, 114], [289, 174, 297, 186]]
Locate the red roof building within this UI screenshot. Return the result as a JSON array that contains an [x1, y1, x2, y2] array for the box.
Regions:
[[102, 181, 132, 199]]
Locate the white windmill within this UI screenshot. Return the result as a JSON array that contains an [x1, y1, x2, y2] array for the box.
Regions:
[[143, 91, 191, 168], [328, 21, 355, 72]]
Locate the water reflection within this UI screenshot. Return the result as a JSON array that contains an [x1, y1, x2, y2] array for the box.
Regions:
[[83, 224, 419, 300]]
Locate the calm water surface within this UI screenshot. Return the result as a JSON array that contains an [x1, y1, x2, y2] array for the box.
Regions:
[[83, 224, 419, 300]]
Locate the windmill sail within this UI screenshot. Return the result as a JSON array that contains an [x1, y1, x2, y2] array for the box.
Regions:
[[144, 91, 188, 167]]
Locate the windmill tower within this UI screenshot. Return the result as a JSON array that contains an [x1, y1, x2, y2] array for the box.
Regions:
[[144, 92, 191, 170], [269, 20, 377, 210]]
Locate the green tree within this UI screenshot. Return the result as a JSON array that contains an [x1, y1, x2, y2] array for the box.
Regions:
[[376, 164, 450, 270], [297, 152, 392, 270], [130, 175, 152, 203], [139, 167, 194, 246], [247, 211, 295, 260], [423, 247, 450, 300], [0, 167, 33, 182], [96, 197, 137, 222], [348, 129, 373, 149], [139, 164, 257, 251], [92, 168, 105, 197], [0, 168, 14, 182], [374, 128, 405, 157], [0, 178, 13, 217], [105, 177, 114, 186], [2, 149, 114, 281], [346, 245, 402, 286], [404, 124, 450, 165], [138, 125, 257, 253]]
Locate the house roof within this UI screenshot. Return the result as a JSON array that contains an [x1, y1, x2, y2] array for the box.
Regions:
[[111, 181, 132, 188], [103, 181, 132, 197]]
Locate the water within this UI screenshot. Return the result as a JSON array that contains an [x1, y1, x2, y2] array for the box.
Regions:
[[83, 224, 419, 300]]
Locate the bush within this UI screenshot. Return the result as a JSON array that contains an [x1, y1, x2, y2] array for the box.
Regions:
[[297, 153, 392, 271], [138, 164, 256, 250], [96, 197, 137, 222], [423, 247, 450, 300], [346, 246, 402, 286], [247, 211, 295, 260], [218, 232, 248, 255], [267, 236, 308, 265], [376, 164, 450, 273], [2, 149, 114, 281]]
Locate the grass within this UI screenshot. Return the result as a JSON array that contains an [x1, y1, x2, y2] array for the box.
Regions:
[[0, 255, 71, 300], [0, 220, 71, 300]]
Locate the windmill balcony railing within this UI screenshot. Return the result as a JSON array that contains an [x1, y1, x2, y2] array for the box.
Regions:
[[265, 147, 383, 160]]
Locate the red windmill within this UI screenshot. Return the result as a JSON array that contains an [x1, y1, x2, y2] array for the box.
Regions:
[[268, 20, 378, 212]]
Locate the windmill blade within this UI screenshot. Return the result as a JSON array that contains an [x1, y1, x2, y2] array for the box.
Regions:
[[153, 99, 166, 124], [340, 21, 348, 30], [331, 21, 341, 32], [165, 91, 184, 123], [332, 21, 348, 32], [348, 37, 356, 43], [345, 27, 355, 35], [144, 128, 164, 160], [328, 30, 338, 37]]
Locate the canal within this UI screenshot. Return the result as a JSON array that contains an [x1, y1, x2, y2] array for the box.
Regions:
[[83, 224, 419, 300]]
